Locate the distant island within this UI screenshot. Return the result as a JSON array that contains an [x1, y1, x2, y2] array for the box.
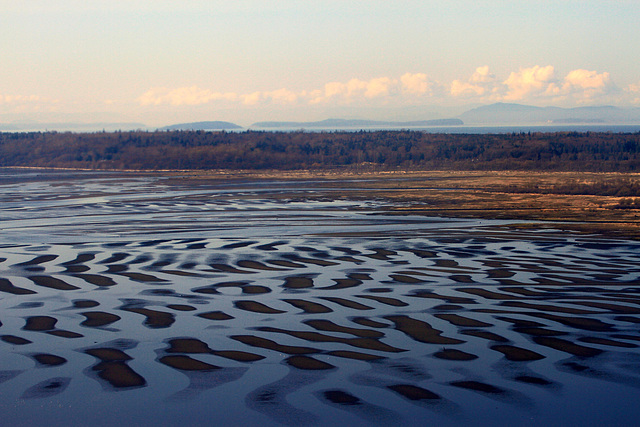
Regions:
[[159, 121, 243, 131], [458, 103, 640, 125], [250, 118, 463, 129]]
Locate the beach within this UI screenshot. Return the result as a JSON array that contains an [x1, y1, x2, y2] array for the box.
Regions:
[[1, 169, 640, 426]]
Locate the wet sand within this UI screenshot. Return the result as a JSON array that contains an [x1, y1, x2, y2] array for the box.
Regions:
[[0, 169, 640, 426]]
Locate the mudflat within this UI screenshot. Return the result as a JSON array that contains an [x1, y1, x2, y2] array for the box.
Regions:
[[0, 168, 639, 426]]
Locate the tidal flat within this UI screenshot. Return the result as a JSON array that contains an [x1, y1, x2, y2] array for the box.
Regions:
[[1, 168, 640, 426]]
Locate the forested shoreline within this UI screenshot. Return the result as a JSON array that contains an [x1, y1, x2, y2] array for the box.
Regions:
[[1, 130, 639, 172]]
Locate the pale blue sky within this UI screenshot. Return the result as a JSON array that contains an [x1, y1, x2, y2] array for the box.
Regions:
[[1, 1, 639, 125]]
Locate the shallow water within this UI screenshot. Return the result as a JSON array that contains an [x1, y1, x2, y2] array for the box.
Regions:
[[1, 170, 640, 426]]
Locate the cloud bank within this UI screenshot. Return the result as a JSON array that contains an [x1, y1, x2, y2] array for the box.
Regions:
[[136, 65, 632, 111]]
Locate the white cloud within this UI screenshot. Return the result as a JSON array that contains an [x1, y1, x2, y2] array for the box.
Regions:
[[502, 65, 559, 101], [450, 66, 499, 98], [561, 69, 616, 101], [137, 86, 237, 106], [137, 66, 626, 110], [400, 73, 439, 96]]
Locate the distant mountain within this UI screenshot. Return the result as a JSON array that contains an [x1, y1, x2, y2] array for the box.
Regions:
[[159, 121, 242, 131], [0, 122, 146, 131], [251, 118, 463, 129], [458, 102, 640, 125]]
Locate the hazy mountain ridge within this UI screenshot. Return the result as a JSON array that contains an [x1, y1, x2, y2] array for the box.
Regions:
[[459, 103, 640, 124], [159, 121, 243, 131], [250, 118, 463, 128]]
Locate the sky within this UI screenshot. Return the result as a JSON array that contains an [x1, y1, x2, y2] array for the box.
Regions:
[[1, 0, 640, 126]]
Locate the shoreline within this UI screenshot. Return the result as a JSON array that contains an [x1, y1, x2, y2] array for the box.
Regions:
[[2, 166, 639, 239]]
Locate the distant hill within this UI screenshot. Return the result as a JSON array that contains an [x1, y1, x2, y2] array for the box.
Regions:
[[459, 103, 640, 125], [159, 121, 243, 131], [251, 118, 463, 129]]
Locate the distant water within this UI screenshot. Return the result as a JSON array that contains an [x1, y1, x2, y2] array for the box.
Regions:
[[1, 170, 640, 426], [251, 124, 640, 134]]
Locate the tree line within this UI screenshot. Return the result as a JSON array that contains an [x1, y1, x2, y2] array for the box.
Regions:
[[0, 130, 639, 172]]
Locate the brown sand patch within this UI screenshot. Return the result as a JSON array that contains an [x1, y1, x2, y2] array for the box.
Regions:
[[501, 301, 599, 315], [515, 327, 567, 337], [80, 311, 121, 327], [384, 315, 464, 345], [389, 274, 427, 284], [209, 263, 255, 274], [198, 311, 235, 321], [73, 274, 117, 287], [318, 297, 374, 310], [433, 304, 464, 311], [286, 355, 335, 370], [614, 316, 640, 324], [213, 350, 265, 362], [85, 348, 146, 388], [450, 275, 476, 283], [527, 312, 614, 332], [73, 300, 99, 308], [409, 291, 476, 304], [365, 248, 397, 260], [498, 287, 548, 297], [62, 253, 95, 265], [434, 349, 478, 361], [434, 313, 492, 328], [409, 249, 438, 258], [387, 384, 440, 400], [460, 329, 509, 342], [268, 259, 306, 268], [326, 350, 385, 361], [612, 334, 640, 342], [159, 355, 220, 371], [24, 316, 57, 331], [435, 259, 459, 268], [323, 390, 361, 405], [237, 260, 286, 271], [28, 275, 79, 290], [283, 276, 315, 289], [490, 345, 545, 361], [568, 301, 640, 314], [167, 304, 197, 311], [32, 353, 67, 366], [282, 299, 333, 313], [234, 300, 285, 314], [304, 319, 385, 338], [231, 335, 318, 355], [191, 285, 220, 294], [0, 278, 36, 295], [242, 285, 271, 294], [335, 256, 364, 264], [487, 269, 516, 279], [533, 337, 603, 357], [47, 330, 83, 338], [166, 338, 212, 353], [259, 326, 404, 353], [16, 255, 58, 266], [458, 288, 520, 300], [118, 272, 168, 283], [357, 295, 409, 307], [1, 335, 32, 345], [124, 308, 175, 328], [515, 376, 552, 386]]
